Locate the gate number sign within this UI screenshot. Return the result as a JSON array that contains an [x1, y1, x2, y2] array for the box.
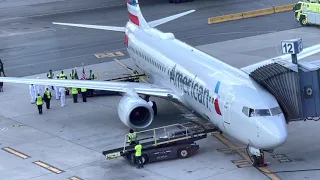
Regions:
[[281, 38, 303, 54]]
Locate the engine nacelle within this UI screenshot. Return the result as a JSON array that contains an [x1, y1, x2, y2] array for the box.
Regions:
[[117, 95, 154, 129]]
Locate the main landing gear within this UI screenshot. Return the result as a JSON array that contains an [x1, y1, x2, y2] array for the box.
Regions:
[[248, 146, 267, 167], [143, 95, 157, 116]]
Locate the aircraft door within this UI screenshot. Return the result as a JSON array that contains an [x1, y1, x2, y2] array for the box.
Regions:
[[223, 93, 234, 125]]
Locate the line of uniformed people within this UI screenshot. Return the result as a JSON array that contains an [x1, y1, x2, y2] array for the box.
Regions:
[[33, 69, 96, 114], [56, 69, 92, 103]]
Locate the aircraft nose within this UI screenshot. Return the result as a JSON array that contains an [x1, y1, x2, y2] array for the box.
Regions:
[[256, 115, 288, 149]]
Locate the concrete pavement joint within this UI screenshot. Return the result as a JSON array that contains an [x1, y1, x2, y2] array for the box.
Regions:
[[198, 167, 240, 180], [143, 168, 175, 180]]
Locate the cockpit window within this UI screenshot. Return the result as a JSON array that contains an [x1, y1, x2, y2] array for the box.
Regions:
[[254, 109, 271, 116], [270, 106, 282, 116], [293, 3, 301, 11], [242, 106, 249, 116], [242, 106, 283, 117]]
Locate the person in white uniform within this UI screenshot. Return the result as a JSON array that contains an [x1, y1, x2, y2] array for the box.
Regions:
[[54, 75, 60, 100], [59, 87, 66, 107], [29, 84, 36, 104], [35, 77, 44, 95]]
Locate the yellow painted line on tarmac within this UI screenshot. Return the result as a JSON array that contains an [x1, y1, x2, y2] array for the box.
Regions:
[[113, 58, 133, 73], [70, 176, 83, 180], [213, 133, 281, 180], [33, 161, 64, 174], [232, 159, 250, 163], [217, 146, 246, 152], [94, 51, 125, 58], [2, 147, 30, 159], [237, 163, 252, 168]]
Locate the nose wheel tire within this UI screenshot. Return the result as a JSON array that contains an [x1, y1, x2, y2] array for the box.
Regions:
[[251, 155, 258, 167], [251, 154, 267, 167]]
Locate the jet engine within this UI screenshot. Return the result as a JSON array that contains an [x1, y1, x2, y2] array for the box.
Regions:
[[117, 95, 154, 129]]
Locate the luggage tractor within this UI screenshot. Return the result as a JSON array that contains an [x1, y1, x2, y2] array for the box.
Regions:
[[293, 0, 320, 26]]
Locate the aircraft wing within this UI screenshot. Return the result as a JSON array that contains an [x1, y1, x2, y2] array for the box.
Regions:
[[0, 77, 179, 99], [240, 43, 320, 74]]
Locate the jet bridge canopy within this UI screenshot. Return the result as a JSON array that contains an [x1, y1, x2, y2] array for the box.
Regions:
[[249, 59, 320, 122]]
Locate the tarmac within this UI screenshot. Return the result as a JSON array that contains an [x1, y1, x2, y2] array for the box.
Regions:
[[0, 0, 298, 77], [1, 26, 320, 180]]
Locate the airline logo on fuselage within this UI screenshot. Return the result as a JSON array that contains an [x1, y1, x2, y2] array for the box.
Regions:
[[169, 65, 222, 116]]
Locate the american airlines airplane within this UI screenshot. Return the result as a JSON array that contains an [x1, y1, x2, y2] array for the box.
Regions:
[[1, 0, 320, 166]]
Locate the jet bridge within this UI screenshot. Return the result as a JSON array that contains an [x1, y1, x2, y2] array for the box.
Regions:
[[249, 39, 320, 122]]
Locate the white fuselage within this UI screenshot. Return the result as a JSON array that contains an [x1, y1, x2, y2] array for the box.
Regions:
[[125, 22, 288, 150]]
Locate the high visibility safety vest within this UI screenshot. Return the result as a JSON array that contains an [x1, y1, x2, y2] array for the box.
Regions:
[[128, 133, 137, 142], [45, 90, 51, 99], [47, 72, 54, 79], [72, 88, 78, 94], [60, 73, 66, 79], [90, 73, 94, 80], [134, 144, 142, 157], [70, 72, 75, 79], [81, 88, 87, 92], [36, 96, 43, 105]]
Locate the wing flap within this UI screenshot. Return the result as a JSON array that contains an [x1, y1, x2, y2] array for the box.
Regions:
[[241, 43, 320, 74]]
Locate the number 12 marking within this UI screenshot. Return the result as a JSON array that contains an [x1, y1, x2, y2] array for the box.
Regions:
[[283, 43, 293, 53]]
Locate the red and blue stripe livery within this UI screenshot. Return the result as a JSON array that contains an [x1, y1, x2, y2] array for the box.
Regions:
[[214, 81, 222, 116]]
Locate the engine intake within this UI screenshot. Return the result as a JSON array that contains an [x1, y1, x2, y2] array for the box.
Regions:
[[118, 95, 154, 128]]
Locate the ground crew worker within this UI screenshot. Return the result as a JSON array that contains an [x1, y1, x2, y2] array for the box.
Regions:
[[134, 141, 143, 168], [43, 88, 52, 109], [0, 59, 6, 77], [47, 70, 54, 79], [29, 84, 36, 104], [0, 81, 3, 92], [59, 71, 67, 79], [81, 87, 87, 102], [128, 129, 137, 145], [70, 69, 76, 79], [54, 75, 60, 100], [59, 87, 66, 107], [47, 70, 54, 89], [35, 93, 43, 114], [72, 87, 78, 103], [89, 70, 95, 80]]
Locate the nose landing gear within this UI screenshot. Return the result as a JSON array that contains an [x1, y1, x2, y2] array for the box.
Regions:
[[248, 146, 267, 167]]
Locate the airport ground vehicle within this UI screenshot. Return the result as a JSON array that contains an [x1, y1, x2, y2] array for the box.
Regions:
[[102, 120, 218, 165], [293, 0, 320, 26]]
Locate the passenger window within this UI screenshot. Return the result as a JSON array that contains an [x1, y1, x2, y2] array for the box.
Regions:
[[242, 106, 249, 117]]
